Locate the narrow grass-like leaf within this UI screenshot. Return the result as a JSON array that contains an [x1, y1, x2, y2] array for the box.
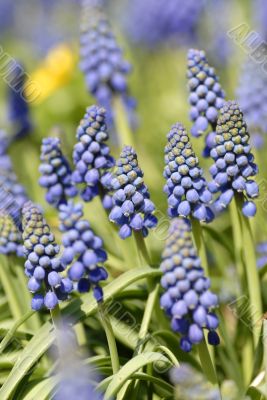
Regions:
[[104, 352, 171, 399]]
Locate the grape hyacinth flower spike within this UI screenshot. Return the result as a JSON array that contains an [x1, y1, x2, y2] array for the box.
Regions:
[[22, 201, 73, 311], [72, 105, 114, 209], [109, 146, 158, 239], [80, 0, 136, 127], [209, 101, 259, 217], [39, 137, 78, 208], [160, 218, 220, 352], [187, 49, 225, 157], [164, 123, 213, 222], [59, 200, 108, 302], [0, 211, 23, 256]]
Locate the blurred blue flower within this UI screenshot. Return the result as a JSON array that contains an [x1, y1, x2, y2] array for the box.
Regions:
[[209, 101, 259, 218], [109, 146, 157, 239], [22, 201, 72, 311], [187, 49, 225, 157], [54, 320, 103, 400], [236, 59, 267, 149], [122, 0, 205, 48], [0, 130, 28, 216], [80, 0, 136, 128], [7, 62, 32, 140], [59, 201, 108, 302], [257, 242, 267, 269], [170, 363, 221, 399], [72, 105, 114, 209], [164, 123, 213, 222], [160, 218, 220, 352], [39, 137, 77, 209]]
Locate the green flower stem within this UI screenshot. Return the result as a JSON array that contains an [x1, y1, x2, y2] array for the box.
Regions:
[[234, 194, 262, 348], [191, 218, 208, 275], [134, 231, 163, 353], [197, 337, 218, 386], [98, 303, 120, 374], [229, 197, 244, 283], [113, 95, 134, 148], [50, 303, 62, 330]]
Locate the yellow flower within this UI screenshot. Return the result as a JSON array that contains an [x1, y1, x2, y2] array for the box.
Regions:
[[25, 43, 76, 104]]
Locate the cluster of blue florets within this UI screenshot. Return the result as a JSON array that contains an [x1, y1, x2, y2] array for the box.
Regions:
[[59, 201, 108, 302], [187, 49, 225, 156], [164, 123, 213, 222], [209, 101, 259, 217], [0, 211, 23, 256], [72, 105, 114, 208], [160, 218, 220, 352], [236, 59, 267, 148], [39, 137, 78, 209], [80, 1, 135, 126], [123, 0, 205, 48], [109, 146, 158, 239], [22, 201, 73, 311]]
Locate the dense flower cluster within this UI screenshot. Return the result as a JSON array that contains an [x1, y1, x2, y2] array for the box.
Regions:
[[72, 106, 114, 208], [59, 201, 108, 302], [209, 101, 259, 217], [164, 123, 213, 222], [236, 59, 267, 148], [187, 49, 225, 156], [123, 0, 205, 48], [39, 137, 77, 208], [160, 218, 219, 352], [80, 0, 135, 126], [109, 146, 157, 239], [8, 62, 32, 140], [22, 201, 72, 310], [0, 211, 23, 256]]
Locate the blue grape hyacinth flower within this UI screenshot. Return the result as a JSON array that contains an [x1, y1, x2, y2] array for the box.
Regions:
[[123, 0, 205, 48], [109, 146, 158, 239], [0, 211, 23, 256], [187, 49, 225, 157], [236, 59, 267, 149], [80, 0, 136, 127], [39, 137, 78, 209], [160, 218, 220, 352], [209, 101, 259, 218], [164, 123, 213, 222], [59, 201, 108, 302], [22, 201, 73, 311], [72, 106, 114, 209], [7, 61, 32, 140]]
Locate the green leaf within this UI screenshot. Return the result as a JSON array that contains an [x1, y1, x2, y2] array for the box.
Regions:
[[104, 352, 172, 399], [0, 267, 160, 400]]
